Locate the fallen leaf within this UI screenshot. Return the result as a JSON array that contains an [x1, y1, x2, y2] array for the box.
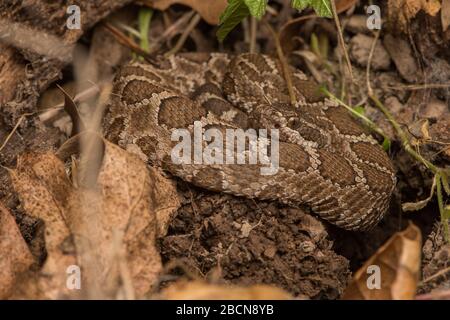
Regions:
[[334, 0, 358, 13], [148, 166, 181, 238], [9, 134, 179, 298], [145, 0, 227, 24], [9, 153, 78, 299], [342, 223, 422, 300], [0, 202, 34, 299], [160, 280, 292, 299], [388, 0, 441, 32]]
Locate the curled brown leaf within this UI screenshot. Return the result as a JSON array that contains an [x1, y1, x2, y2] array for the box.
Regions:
[[144, 0, 227, 24], [342, 223, 422, 300], [9, 134, 180, 298]]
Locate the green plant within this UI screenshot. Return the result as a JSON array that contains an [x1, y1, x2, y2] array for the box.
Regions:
[[217, 0, 332, 41]]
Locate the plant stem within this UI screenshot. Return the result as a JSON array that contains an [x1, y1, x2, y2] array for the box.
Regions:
[[330, 0, 353, 82], [369, 94, 438, 173], [437, 174, 450, 238], [323, 88, 389, 144], [249, 16, 257, 54]]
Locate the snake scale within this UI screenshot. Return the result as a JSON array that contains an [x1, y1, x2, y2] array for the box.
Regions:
[[103, 53, 396, 231]]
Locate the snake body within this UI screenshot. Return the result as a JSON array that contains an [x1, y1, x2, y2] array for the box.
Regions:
[[104, 53, 396, 231]]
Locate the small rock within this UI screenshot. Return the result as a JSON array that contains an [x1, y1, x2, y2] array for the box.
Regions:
[[263, 245, 277, 259], [383, 34, 418, 82], [345, 15, 373, 34], [349, 34, 391, 70], [419, 98, 449, 119], [300, 241, 316, 253], [385, 96, 404, 114]]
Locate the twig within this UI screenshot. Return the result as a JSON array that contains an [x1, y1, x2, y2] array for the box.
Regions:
[[416, 289, 450, 300], [0, 113, 34, 153], [164, 13, 201, 57], [155, 11, 195, 46], [249, 16, 257, 54], [264, 22, 296, 105], [330, 0, 353, 82], [366, 30, 380, 96], [421, 265, 450, 284], [384, 83, 450, 91], [103, 22, 152, 60]]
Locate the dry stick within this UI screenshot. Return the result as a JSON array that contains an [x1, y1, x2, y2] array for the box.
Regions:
[[249, 16, 257, 54], [366, 30, 380, 96], [118, 10, 194, 54], [103, 22, 153, 60], [154, 11, 195, 47], [385, 83, 450, 91], [0, 112, 34, 153], [49, 84, 101, 111], [164, 13, 201, 57], [264, 22, 296, 105], [330, 0, 353, 82], [416, 289, 450, 300], [421, 265, 450, 284]]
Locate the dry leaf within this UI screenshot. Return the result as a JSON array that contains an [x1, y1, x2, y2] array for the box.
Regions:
[[0, 202, 34, 299], [148, 166, 181, 238], [335, 0, 358, 13], [145, 0, 227, 24], [9, 153, 78, 299], [9, 135, 180, 298], [388, 0, 441, 32], [160, 280, 292, 299], [342, 223, 422, 300]]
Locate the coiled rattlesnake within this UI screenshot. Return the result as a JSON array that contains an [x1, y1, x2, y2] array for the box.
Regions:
[[104, 53, 396, 231]]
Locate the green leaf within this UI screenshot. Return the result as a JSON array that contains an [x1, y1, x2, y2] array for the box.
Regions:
[[310, 33, 320, 57], [217, 0, 250, 42], [292, 0, 311, 10], [353, 105, 365, 115], [441, 171, 450, 196], [244, 0, 267, 19], [138, 7, 153, 53], [318, 33, 329, 58], [292, 0, 332, 18], [444, 205, 450, 219], [382, 137, 391, 152]]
